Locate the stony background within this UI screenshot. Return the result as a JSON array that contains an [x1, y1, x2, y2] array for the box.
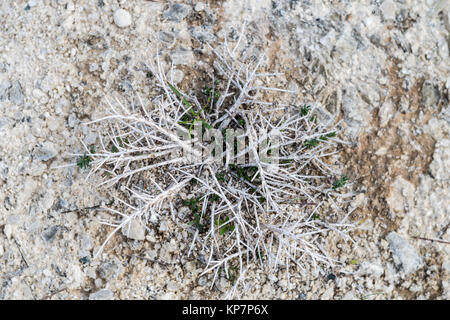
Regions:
[[0, 0, 448, 299]]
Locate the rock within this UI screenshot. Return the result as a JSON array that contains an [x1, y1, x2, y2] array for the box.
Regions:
[[121, 219, 145, 241], [0, 78, 11, 101], [342, 291, 356, 300], [88, 63, 99, 73], [163, 3, 189, 22], [321, 285, 335, 299], [359, 260, 384, 277], [158, 220, 168, 232], [3, 224, 14, 239], [429, 139, 450, 180], [378, 99, 394, 127], [443, 261, 450, 273], [83, 130, 97, 146], [170, 69, 184, 84], [177, 206, 190, 219], [197, 276, 207, 286], [0, 161, 8, 181], [89, 289, 114, 300], [216, 277, 229, 293], [189, 26, 216, 42], [170, 48, 194, 65], [194, 3, 205, 12], [158, 31, 175, 44], [113, 9, 132, 28], [342, 86, 371, 139], [78, 233, 93, 251], [421, 81, 440, 109], [386, 176, 415, 214], [98, 260, 121, 280], [118, 79, 133, 92], [35, 141, 57, 161], [443, 280, 450, 299], [380, 0, 397, 21], [94, 279, 103, 288], [47, 118, 59, 131], [387, 232, 422, 275], [8, 81, 24, 105], [41, 226, 58, 242], [166, 281, 179, 292], [54, 97, 68, 114], [326, 273, 336, 281]]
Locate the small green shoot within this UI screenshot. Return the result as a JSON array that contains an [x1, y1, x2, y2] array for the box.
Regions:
[[227, 265, 237, 283], [77, 146, 94, 169], [209, 194, 220, 202], [255, 250, 266, 261], [188, 213, 204, 233], [183, 197, 206, 232], [229, 165, 259, 184], [168, 83, 192, 109], [332, 175, 348, 190], [215, 216, 235, 235], [215, 172, 225, 182], [311, 213, 320, 220], [319, 132, 337, 141], [170, 83, 215, 136], [77, 155, 91, 169], [182, 197, 201, 213], [300, 105, 311, 116], [304, 139, 319, 148]]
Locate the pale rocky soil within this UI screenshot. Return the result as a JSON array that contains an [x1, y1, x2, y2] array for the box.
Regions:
[[0, 0, 449, 300]]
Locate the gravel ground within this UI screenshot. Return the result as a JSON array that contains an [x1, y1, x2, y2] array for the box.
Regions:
[[0, 0, 448, 300]]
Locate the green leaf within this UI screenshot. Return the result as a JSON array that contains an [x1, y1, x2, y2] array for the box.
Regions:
[[332, 175, 348, 190], [304, 139, 319, 148], [201, 120, 212, 129], [168, 83, 192, 110], [311, 213, 320, 220], [76, 154, 91, 169], [300, 105, 310, 116], [215, 172, 225, 182]]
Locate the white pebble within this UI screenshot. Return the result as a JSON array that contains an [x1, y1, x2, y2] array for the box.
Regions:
[[113, 9, 132, 28], [171, 69, 184, 84], [3, 224, 13, 239], [194, 3, 205, 12]]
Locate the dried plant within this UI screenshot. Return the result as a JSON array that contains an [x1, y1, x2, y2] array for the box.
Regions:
[[70, 26, 357, 294]]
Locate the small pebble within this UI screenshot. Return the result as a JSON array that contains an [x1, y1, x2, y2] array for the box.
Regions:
[[3, 224, 13, 239], [194, 3, 205, 12], [121, 219, 145, 241], [89, 289, 114, 300], [94, 279, 103, 288], [79, 256, 90, 264], [163, 3, 189, 22], [113, 9, 132, 28], [326, 273, 336, 281]]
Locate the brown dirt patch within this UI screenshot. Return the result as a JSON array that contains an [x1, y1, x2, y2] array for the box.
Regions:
[[341, 58, 436, 233]]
